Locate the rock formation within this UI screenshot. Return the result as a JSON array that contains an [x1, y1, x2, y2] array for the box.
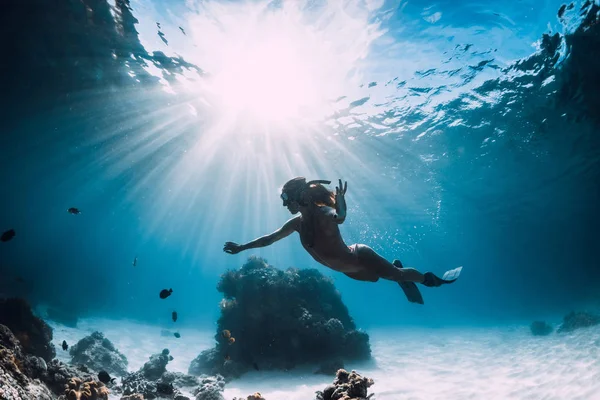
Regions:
[[69, 331, 128, 376], [530, 321, 553, 336], [315, 369, 375, 400], [189, 257, 371, 379], [557, 311, 600, 333]]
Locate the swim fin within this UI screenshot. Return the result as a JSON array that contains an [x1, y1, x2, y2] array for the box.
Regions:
[[393, 260, 424, 305], [422, 266, 463, 287]]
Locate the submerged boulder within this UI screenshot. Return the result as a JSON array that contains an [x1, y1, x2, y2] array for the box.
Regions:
[[117, 349, 200, 399], [530, 321, 553, 336], [315, 369, 375, 400], [557, 311, 600, 333], [69, 331, 128, 376], [189, 257, 371, 379], [0, 324, 55, 400], [0, 297, 56, 362]]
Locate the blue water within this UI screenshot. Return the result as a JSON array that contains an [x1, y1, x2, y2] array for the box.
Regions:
[[0, 0, 599, 335]]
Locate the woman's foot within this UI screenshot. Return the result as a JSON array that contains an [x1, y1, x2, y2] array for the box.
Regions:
[[422, 267, 462, 287]]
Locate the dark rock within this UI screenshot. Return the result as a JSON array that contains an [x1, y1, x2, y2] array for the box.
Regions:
[[46, 359, 95, 395], [0, 325, 54, 400], [530, 321, 553, 336], [0, 298, 56, 361], [192, 375, 226, 400], [189, 257, 370, 379], [161, 371, 199, 388], [120, 371, 157, 398], [557, 311, 600, 333], [141, 350, 172, 380], [120, 395, 144, 400], [156, 381, 174, 395], [21, 354, 47, 380], [69, 331, 128, 376], [315, 369, 374, 400]]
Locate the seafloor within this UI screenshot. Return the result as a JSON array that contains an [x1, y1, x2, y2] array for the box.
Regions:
[[49, 318, 600, 400]]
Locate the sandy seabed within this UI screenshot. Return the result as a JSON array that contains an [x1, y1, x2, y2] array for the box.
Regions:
[[48, 319, 600, 400]]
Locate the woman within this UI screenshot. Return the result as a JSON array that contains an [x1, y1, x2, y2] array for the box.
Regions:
[[223, 177, 461, 304]]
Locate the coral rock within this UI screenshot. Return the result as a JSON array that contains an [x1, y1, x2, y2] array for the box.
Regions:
[[0, 298, 56, 361], [190, 257, 371, 379], [316, 369, 374, 400], [60, 377, 109, 400], [530, 321, 553, 336], [69, 331, 128, 376], [120, 394, 144, 400], [557, 311, 600, 333]]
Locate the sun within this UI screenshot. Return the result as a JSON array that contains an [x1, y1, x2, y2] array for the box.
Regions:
[[210, 36, 319, 122], [180, 0, 385, 126]]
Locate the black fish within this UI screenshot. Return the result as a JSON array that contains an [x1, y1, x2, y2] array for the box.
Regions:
[[179, 26, 186, 35], [132, 256, 137, 267], [159, 288, 173, 299], [173, 332, 180, 338], [67, 207, 81, 215], [1, 229, 15, 242], [253, 362, 260, 371], [97, 370, 116, 384], [172, 311, 178, 322], [62, 340, 68, 351]]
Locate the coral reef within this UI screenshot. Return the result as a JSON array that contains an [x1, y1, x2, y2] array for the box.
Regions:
[[232, 393, 266, 400], [0, 297, 56, 361], [46, 359, 96, 395], [120, 395, 144, 400], [69, 331, 128, 376], [117, 350, 202, 399], [530, 321, 553, 336], [0, 324, 55, 400], [140, 349, 173, 381], [315, 369, 375, 400], [190, 375, 226, 400], [58, 377, 109, 400], [557, 311, 600, 333], [189, 257, 370, 378]]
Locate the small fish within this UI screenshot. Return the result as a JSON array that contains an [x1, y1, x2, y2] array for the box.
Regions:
[[62, 340, 68, 351], [132, 256, 137, 267], [174, 332, 181, 338], [172, 311, 178, 322], [228, 337, 235, 345], [97, 371, 116, 384], [179, 26, 186, 35], [15, 276, 25, 283], [67, 207, 81, 215], [1, 229, 15, 242], [159, 288, 173, 299], [224, 353, 230, 361], [252, 362, 259, 371], [221, 329, 231, 339]]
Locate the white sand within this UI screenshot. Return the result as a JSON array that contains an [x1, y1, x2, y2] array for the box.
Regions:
[[48, 319, 600, 400]]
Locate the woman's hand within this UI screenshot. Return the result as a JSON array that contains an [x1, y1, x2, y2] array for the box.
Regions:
[[334, 179, 347, 220], [223, 241, 243, 254], [335, 179, 347, 201]]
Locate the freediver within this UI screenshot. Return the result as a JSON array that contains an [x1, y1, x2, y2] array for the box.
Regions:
[[223, 177, 462, 304]]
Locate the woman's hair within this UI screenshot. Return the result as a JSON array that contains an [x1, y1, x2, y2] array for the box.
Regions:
[[282, 177, 335, 207]]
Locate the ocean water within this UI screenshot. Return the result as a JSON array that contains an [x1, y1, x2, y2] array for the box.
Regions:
[[1, 0, 600, 398]]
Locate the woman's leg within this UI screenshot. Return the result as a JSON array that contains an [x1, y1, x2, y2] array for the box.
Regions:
[[354, 244, 425, 283]]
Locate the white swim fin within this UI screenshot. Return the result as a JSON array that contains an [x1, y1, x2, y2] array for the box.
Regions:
[[442, 266, 463, 281]]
